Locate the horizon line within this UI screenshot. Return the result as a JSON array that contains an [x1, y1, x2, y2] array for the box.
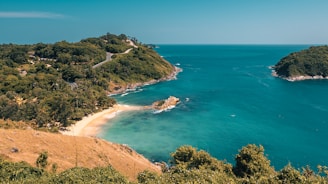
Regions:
[[0, 11, 66, 19]]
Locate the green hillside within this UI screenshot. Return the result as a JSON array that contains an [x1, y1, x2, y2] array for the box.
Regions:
[[274, 46, 328, 78], [0, 33, 175, 129]]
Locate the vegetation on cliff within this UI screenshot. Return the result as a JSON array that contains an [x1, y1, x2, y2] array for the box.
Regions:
[[0, 33, 175, 129], [274, 46, 328, 79], [1, 144, 327, 183]]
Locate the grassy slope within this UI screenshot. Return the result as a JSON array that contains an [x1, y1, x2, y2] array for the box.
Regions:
[[0, 128, 161, 181]]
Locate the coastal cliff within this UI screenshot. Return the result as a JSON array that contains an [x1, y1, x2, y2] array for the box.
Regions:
[[273, 46, 328, 81]]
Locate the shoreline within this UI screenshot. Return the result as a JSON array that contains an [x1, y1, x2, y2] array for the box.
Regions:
[[271, 70, 328, 82], [283, 75, 328, 82], [108, 66, 182, 96], [60, 104, 150, 137], [61, 65, 182, 137]]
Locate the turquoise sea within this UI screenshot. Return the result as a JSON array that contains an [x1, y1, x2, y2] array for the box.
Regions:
[[99, 45, 328, 169]]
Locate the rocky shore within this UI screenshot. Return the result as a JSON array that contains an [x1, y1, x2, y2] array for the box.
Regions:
[[283, 75, 328, 82], [271, 69, 328, 82]]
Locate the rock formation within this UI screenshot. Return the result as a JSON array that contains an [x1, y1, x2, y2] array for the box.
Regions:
[[152, 96, 180, 111]]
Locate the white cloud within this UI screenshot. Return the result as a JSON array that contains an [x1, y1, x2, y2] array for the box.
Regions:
[[0, 11, 65, 19]]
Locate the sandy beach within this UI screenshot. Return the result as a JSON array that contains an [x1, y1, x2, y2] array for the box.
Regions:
[[61, 104, 150, 137], [61, 65, 181, 137]]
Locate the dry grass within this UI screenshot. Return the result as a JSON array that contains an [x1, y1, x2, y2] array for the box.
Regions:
[[0, 128, 161, 181]]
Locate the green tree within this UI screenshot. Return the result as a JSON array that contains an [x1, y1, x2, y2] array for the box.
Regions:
[[0, 160, 45, 182], [233, 144, 275, 179], [171, 145, 196, 164], [276, 163, 305, 183], [9, 48, 28, 64], [52, 166, 129, 184], [137, 170, 158, 183], [36, 151, 48, 169]]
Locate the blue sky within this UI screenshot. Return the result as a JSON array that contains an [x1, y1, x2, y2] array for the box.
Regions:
[[0, 0, 327, 44]]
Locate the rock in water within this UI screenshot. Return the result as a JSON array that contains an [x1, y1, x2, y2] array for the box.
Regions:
[[152, 96, 180, 111]]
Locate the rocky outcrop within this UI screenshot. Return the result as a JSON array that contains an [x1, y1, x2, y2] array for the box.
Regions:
[[152, 96, 180, 111]]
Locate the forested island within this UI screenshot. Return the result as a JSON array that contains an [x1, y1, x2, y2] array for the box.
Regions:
[[0, 33, 176, 130], [273, 45, 328, 81]]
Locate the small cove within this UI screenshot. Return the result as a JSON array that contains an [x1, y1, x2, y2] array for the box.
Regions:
[[99, 45, 328, 169]]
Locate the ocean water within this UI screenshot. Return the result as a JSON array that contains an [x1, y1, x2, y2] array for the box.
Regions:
[[99, 45, 328, 170]]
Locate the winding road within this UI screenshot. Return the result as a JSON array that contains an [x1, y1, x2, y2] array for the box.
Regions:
[[92, 40, 137, 69], [92, 52, 114, 69]]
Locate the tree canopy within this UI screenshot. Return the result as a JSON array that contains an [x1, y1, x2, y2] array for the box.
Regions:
[[274, 46, 328, 78], [139, 144, 328, 184], [0, 33, 174, 130]]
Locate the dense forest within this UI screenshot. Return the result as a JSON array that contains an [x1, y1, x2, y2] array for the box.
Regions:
[[274, 45, 328, 78], [0, 33, 174, 130], [1, 144, 327, 183]]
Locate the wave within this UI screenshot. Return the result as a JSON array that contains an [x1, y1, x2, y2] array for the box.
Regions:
[[121, 93, 129, 97], [310, 104, 328, 112], [126, 88, 137, 92], [153, 105, 177, 114], [120, 88, 144, 97], [258, 79, 270, 88], [245, 65, 266, 69]]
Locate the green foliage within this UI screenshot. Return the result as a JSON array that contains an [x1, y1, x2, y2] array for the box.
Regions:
[[171, 145, 196, 164], [167, 145, 235, 183], [137, 170, 158, 183], [36, 151, 48, 169], [276, 163, 305, 183], [1, 144, 328, 183], [0, 33, 173, 129], [146, 167, 236, 184], [51, 166, 129, 184], [106, 44, 131, 53], [34, 41, 106, 64], [140, 145, 328, 183], [61, 66, 84, 82], [102, 46, 174, 83], [170, 145, 231, 171], [233, 144, 275, 180], [0, 159, 45, 183], [0, 159, 129, 184], [51, 163, 57, 173], [275, 46, 328, 77]]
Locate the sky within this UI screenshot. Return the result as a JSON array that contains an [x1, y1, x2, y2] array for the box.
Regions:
[[0, 0, 328, 44]]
